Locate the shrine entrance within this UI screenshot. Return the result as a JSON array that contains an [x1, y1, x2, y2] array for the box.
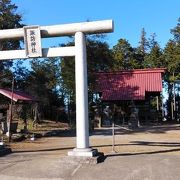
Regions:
[[0, 20, 114, 157]]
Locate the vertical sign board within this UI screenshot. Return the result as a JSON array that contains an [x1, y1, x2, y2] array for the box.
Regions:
[[23, 26, 42, 58]]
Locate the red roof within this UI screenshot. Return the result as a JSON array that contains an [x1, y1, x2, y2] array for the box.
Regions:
[[95, 68, 165, 101], [0, 88, 37, 102]]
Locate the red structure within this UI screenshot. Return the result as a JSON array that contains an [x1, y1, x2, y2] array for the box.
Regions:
[[0, 89, 36, 102], [95, 68, 165, 101], [0, 89, 37, 136], [95, 68, 166, 126]]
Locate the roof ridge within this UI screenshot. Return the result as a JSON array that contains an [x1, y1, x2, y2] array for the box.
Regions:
[[97, 68, 165, 75]]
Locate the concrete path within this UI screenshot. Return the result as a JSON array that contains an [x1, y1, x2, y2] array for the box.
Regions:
[[73, 154, 180, 180], [1, 125, 180, 180], [0, 151, 180, 180]]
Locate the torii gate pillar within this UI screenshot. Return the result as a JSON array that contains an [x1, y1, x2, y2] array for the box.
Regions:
[[68, 32, 94, 156]]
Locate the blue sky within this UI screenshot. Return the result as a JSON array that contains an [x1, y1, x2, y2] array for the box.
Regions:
[[12, 0, 180, 49]]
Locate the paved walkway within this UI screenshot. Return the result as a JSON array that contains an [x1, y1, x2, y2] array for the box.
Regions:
[[0, 125, 180, 180], [0, 151, 180, 180]]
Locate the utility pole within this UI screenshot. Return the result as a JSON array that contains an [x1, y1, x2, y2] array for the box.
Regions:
[[171, 72, 175, 120], [112, 104, 116, 153], [7, 77, 14, 142], [173, 72, 176, 111]]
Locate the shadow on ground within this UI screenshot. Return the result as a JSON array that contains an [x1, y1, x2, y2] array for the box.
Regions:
[[42, 129, 76, 137], [13, 146, 74, 154], [12, 140, 180, 156], [91, 124, 180, 136], [105, 148, 180, 158], [7, 124, 180, 157], [30, 124, 180, 138]]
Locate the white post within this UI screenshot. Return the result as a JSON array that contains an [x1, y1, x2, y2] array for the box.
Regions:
[[75, 32, 89, 148], [68, 32, 97, 157]]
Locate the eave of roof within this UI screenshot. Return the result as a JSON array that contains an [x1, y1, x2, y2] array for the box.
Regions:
[[0, 88, 37, 102], [97, 68, 166, 75]]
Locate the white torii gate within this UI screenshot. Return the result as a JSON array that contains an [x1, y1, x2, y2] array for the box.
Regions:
[[0, 20, 114, 157]]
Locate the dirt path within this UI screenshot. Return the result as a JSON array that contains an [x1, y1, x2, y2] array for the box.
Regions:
[[8, 124, 180, 156]]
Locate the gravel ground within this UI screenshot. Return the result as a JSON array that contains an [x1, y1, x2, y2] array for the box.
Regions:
[[8, 124, 180, 156]]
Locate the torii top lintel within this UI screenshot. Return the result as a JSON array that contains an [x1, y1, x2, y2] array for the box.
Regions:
[[0, 20, 114, 40]]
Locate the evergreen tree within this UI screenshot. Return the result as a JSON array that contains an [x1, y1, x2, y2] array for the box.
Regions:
[[139, 28, 149, 55], [28, 58, 63, 105], [164, 17, 180, 82], [171, 17, 180, 42], [13, 60, 29, 90], [60, 36, 113, 101], [24, 58, 65, 120], [163, 17, 180, 120], [166, 17, 180, 80], [164, 40, 180, 81], [60, 36, 113, 124], [136, 28, 149, 67], [0, 0, 23, 88], [143, 33, 164, 68], [112, 38, 140, 70]]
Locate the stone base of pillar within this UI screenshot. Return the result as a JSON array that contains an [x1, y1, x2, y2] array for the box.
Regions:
[[68, 148, 98, 157]]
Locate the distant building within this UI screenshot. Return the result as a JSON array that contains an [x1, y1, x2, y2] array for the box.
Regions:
[[0, 88, 37, 134], [94, 68, 165, 126]]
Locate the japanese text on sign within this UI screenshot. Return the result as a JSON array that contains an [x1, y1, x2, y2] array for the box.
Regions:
[[24, 26, 42, 58]]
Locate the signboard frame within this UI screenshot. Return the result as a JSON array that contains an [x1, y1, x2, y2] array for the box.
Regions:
[[23, 25, 42, 58]]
